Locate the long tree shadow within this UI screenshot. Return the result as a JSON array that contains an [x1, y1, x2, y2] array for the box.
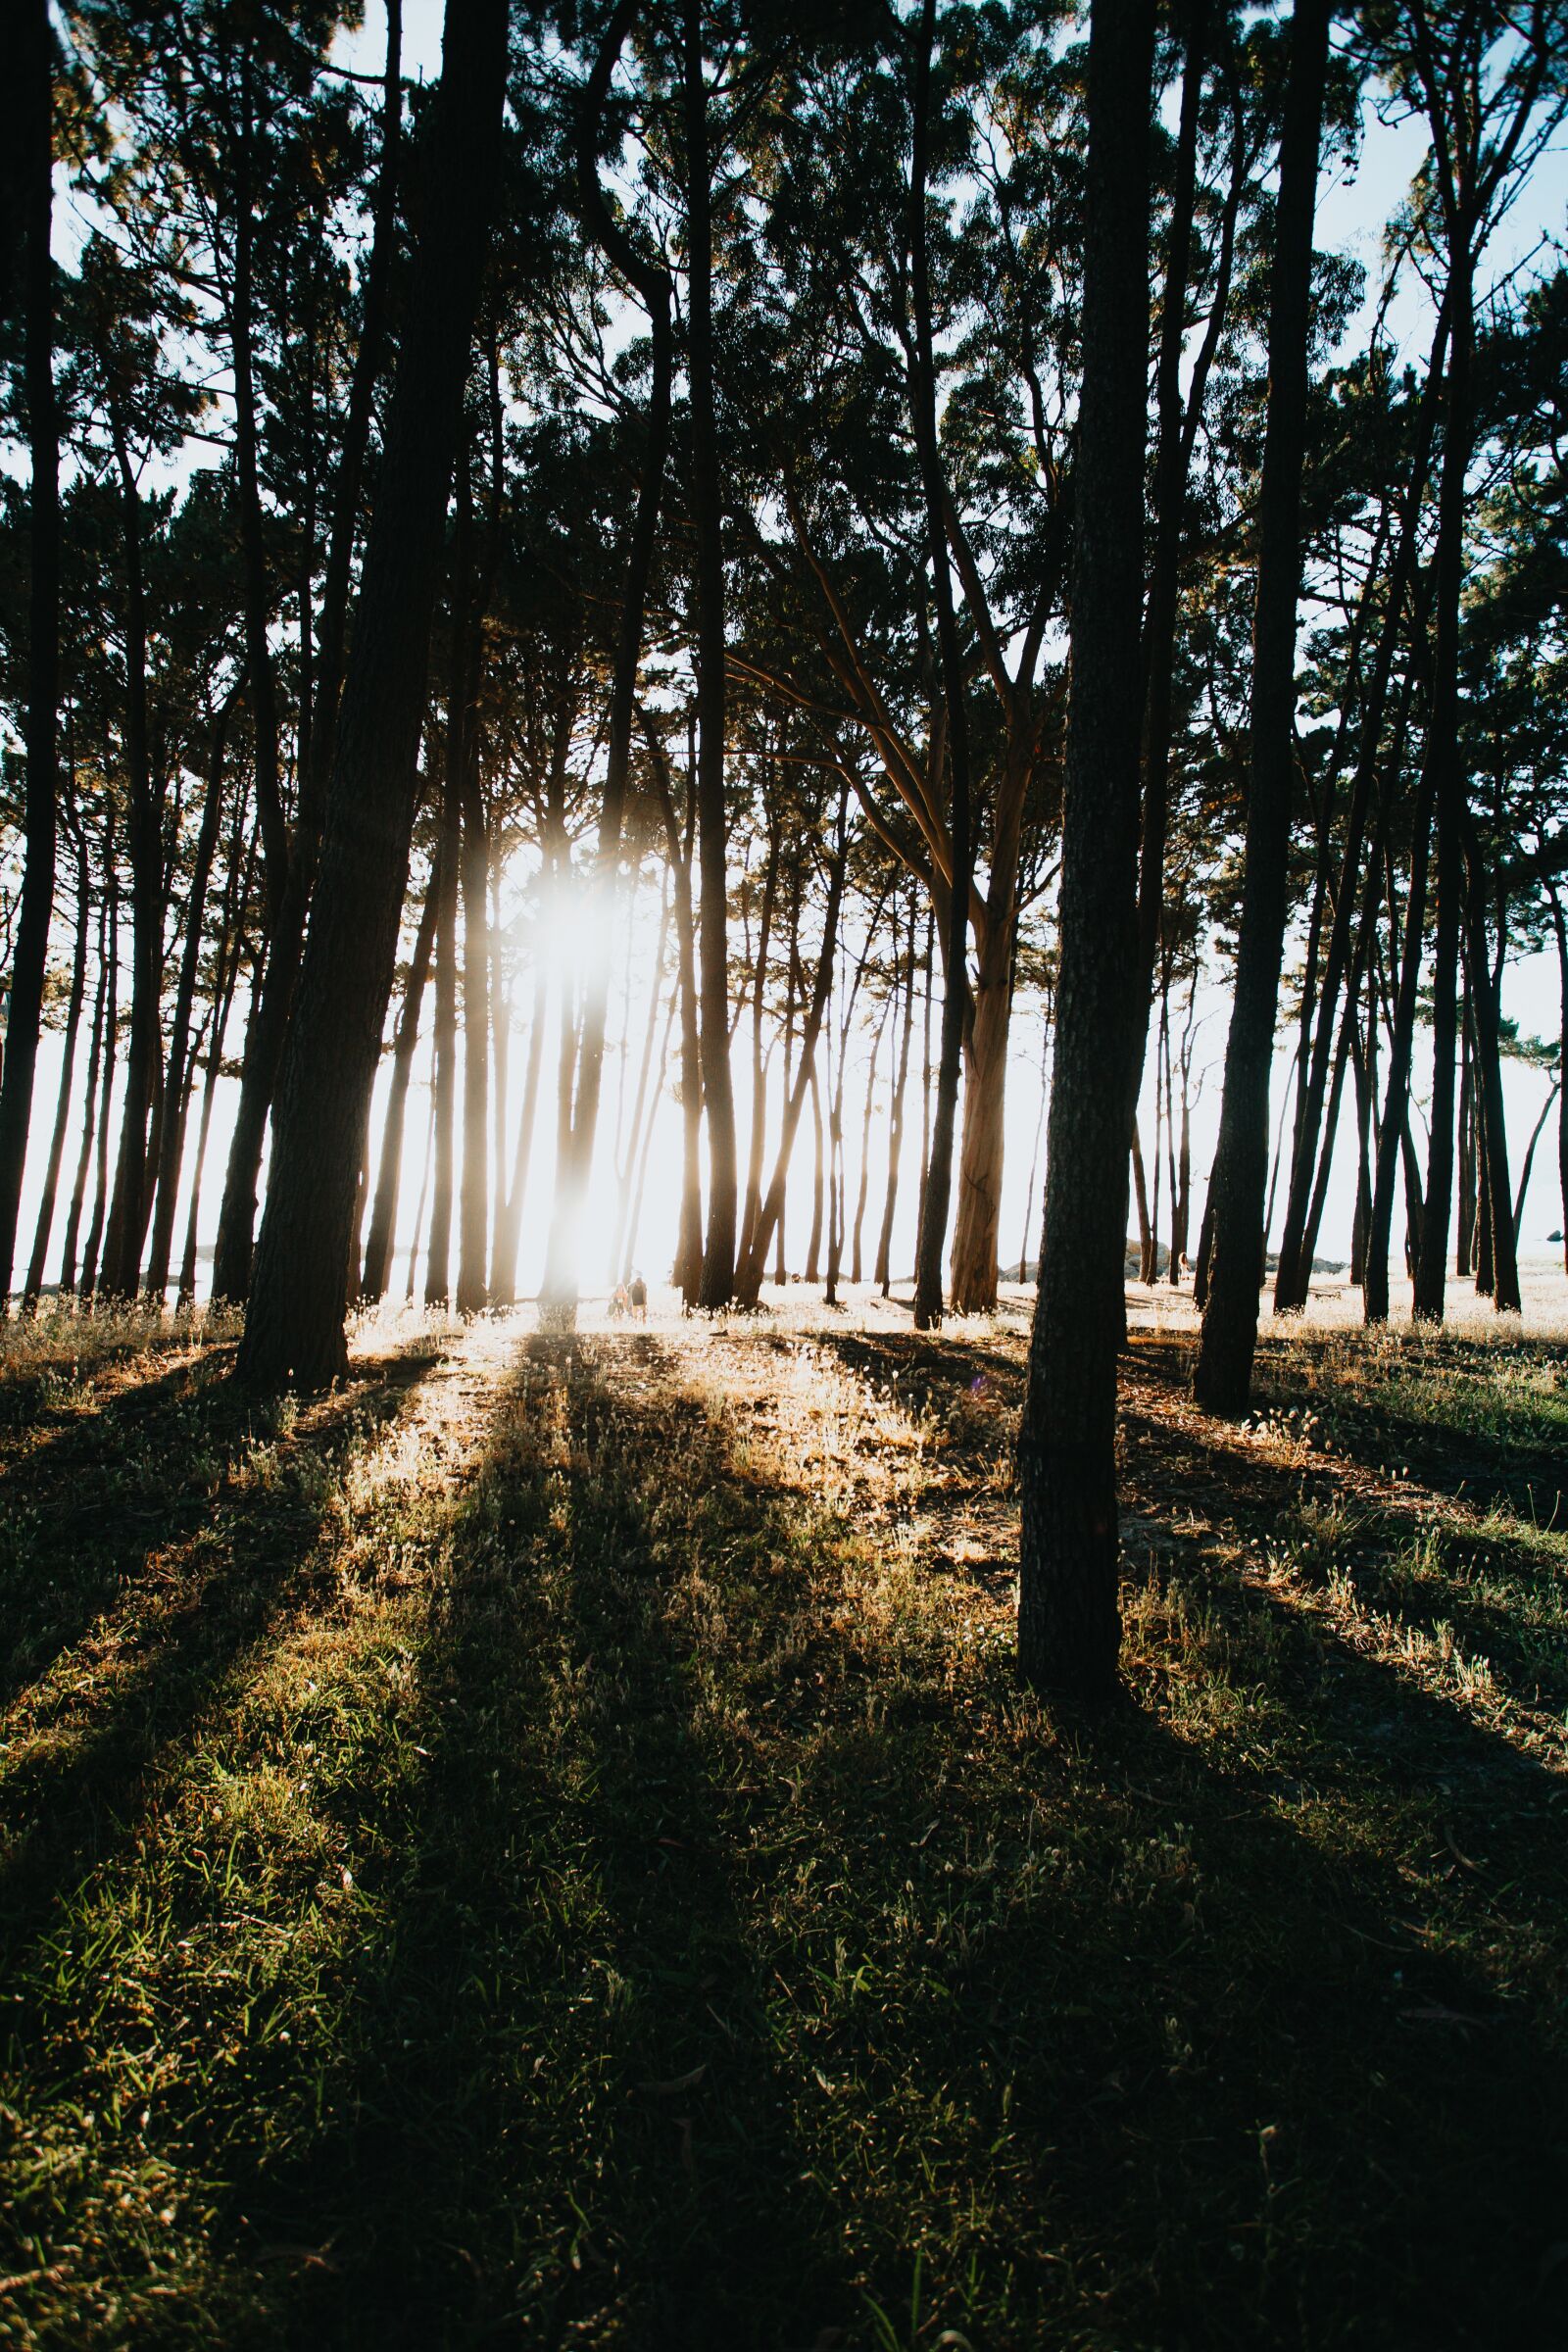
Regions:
[[1117, 1342, 1568, 1729], [269, 1334, 850, 2350], [257, 1327, 1568, 2349], [0, 1346, 443, 1977]]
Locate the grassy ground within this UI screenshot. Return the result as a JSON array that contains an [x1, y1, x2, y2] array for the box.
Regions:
[[1, 1288, 1565, 2349]]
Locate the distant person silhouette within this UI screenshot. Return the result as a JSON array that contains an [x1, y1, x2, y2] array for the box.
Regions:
[[629, 1271, 648, 1321]]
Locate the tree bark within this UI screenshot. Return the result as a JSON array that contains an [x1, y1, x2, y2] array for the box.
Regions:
[[0, 0, 60, 1304], [101, 417, 164, 1299], [876, 899, 917, 1294], [1412, 274, 1474, 1321], [1193, 0, 1330, 1414], [237, 0, 509, 1389], [908, 0, 974, 1330], [1016, 0, 1153, 1699], [144, 690, 238, 1299], [23, 817, 88, 1307], [683, 1, 739, 1308], [361, 858, 438, 1304]]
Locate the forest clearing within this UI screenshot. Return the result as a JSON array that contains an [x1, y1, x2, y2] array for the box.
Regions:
[[2, 1281, 1566, 2347]]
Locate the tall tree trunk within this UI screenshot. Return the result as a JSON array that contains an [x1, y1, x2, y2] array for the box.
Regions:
[[1549, 884, 1568, 1276], [876, 901, 917, 1294], [80, 874, 121, 1302], [806, 1063, 824, 1287], [1365, 769, 1436, 1322], [101, 418, 164, 1299], [683, 1, 739, 1308], [737, 817, 779, 1275], [1016, 0, 1153, 1699], [237, 0, 509, 1388], [1274, 306, 1448, 1310], [425, 801, 461, 1307], [1412, 268, 1475, 1319], [23, 819, 88, 1307], [1513, 1081, 1559, 1246], [1456, 983, 1476, 1277], [1131, 1126, 1152, 1284], [733, 784, 852, 1306], [646, 715, 705, 1304], [1193, 0, 1330, 1413], [0, 0, 60, 1303], [144, 692, 236, 1299], [908, 0, 974, 1331], [491, 960, 548, 1309], [851, 997, 889, 1286], [361, 859, 438, 1304], [1130, 0, 1205, 1091], [211, 9, 403, 1305], [1460, 822, 1519, 1311], [611, 878, 670, 1285], [59, 868, 110, 1297]]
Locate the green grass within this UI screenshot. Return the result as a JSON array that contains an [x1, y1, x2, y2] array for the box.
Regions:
[[1, 1304, 1566, 2347]]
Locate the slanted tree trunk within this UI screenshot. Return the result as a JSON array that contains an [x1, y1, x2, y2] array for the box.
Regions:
[[0, 0, 61, 1304], [1131, 1127, 1152, 1285], [237, 0, 508, 1388], [1016, 0, 1153, 1700], [1514, 1080, 1560, 1246], [1193, 0, 1330, 1413], [361, 859, 438, 1304]]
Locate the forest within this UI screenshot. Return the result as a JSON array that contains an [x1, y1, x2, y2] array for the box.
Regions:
[[1, 0, 1567, 2344]]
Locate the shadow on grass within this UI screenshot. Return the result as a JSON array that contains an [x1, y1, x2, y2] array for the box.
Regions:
[[0, 1348, 441, 1974], [1117, 1337, 1568, 1726], [256, 1329, 1567, 2350]]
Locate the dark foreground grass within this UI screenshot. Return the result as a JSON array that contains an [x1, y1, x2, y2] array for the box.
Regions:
[[1, 1305, 1565, 2348]]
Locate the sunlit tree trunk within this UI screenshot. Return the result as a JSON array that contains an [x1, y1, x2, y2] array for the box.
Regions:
[[59, 875, 111, 1298]]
